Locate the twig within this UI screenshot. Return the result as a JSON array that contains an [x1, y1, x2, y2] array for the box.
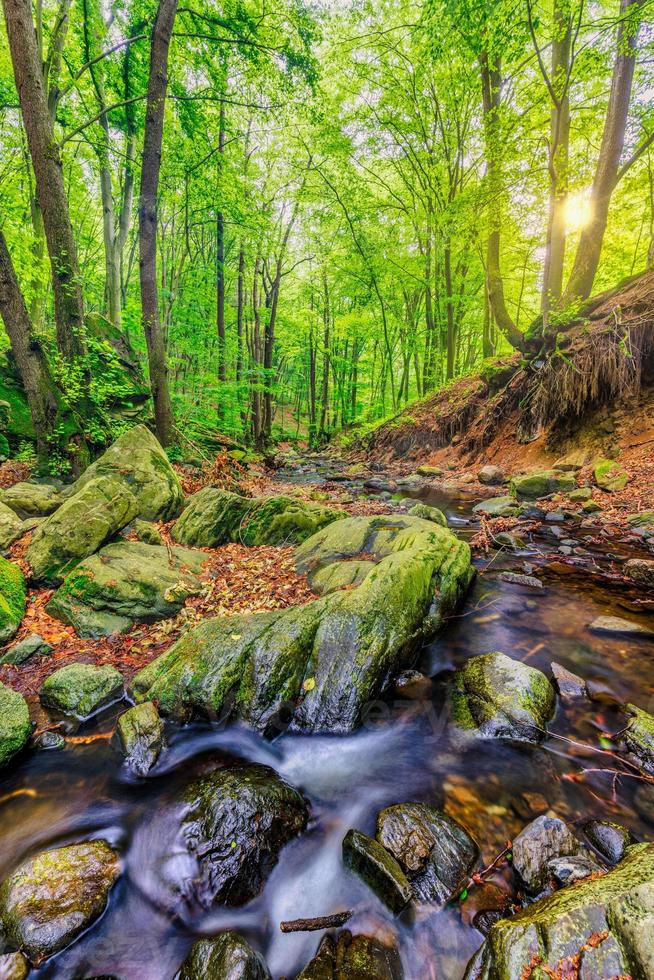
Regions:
[[280, 910, 353, 933]]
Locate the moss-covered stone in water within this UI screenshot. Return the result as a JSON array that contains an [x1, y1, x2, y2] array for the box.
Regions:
[[297, 931, 404, 980], [0, 556, 26, 645], [115, 701, 163, 775], [593, 458, 629, 492], [0, 840, 120, 961], [619, 703, 654, 775], [40, 663, 124, 719], [464, 843, 654, 980], [509, 470, 576, 499], [179, 933, 271, 980], [408, 502, 447, 526], [0, 683, 30, 768], [449, 652, 555, 743]]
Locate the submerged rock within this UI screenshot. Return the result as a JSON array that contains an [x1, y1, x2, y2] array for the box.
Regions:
[[26, 476, 139, 584], [593, 458, 629, 492], [297, 931, 403, 980], [132, 515, 473, 734], [1, 482, 63, 519], [0, 840, 120, 961], [46, 541, 205, 636], [376, 803, 478, 906], [464, 843, 654, 980], [583, 820, 635, 865], [70, 424, 183, 521], [509, 471, 576, 499], [0, 557, 26, 644], [449, 653, 556, 743], [342, 828, 412, 913], [0, 683, 30, 768], [172, 764, 308, 911], [40, 663, 124, 720], [588, 615, 654, 638], [178, 932, 271, 980], [115, 701, 163, 775], [408, 502, 447, 526], [172, 487, 337, 548]]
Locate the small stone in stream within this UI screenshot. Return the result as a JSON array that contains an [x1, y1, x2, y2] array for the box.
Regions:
[[582, 499, 602, 513], [477, 465, 505, 485], [593, 458, 629, 492], [342, 829, 413, 914], [624, 558, 654, 589], [583, 820, 636, 864], [588, 615, 654, 638], [408, 502, 447, 526], [33, 730, 65, 751], [115, 701, 163, 776], [585, 677, 620, 706], [0, 840, 120, 960], [0, 683, 30, 769], [178, 932, 271, 980], [619, 703, 654, 775], [493, 532, 524, 550], [473, 496, 520, 518], [131, 519, 164, 546], [511, 814, 581, 894], [416, 465, 443, 477], [296, 931, 403, 980], [550, 662, 586, 699], [548, 852, 602, 887], [394, 670, 432, 699], [40, 663, 124, 720], [498, 572, 543, 589], [568, 486, 592, 501], [1, 633, 52, 666], [375, 803, 478, 906], [0, 952, 29, 980]]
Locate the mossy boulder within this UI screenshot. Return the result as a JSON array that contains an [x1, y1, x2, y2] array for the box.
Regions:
[[172, 487, 338, 548], [416, 464, 443, 477], [510, 471, 576, 499], [0, 557, 26, 644], [619, 703, 654, 775], [408, 502, 447, 526], [0, 683, 30, 768], [464, 843, 654, 980], [179, 932, 271, 980], [70, 424, 183, 521], [0, 840, 120, 961], [26, 475, 139, 584], [0, 502, 24, 553], [132, 515, 473, 734], [473, 496, 520, 518], [297, 931, 403, 980], [46, 540, 205, 636], [1, 482, 63, 519], [593, 458, 629, 492], [449, 652, 556, 743], [115, 701, 164, 776], [1, 633, 51, 666], [40, 663, 124, 720]]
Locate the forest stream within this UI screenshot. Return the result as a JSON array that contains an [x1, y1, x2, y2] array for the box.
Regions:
[[2, 467, 654, 980]]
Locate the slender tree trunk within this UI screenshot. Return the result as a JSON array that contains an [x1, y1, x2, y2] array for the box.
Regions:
[[236, 244, 245, 383], [562, 0, 644, 304], [138, 0, 177, 445], [319, 271, 330, 436], [216, 98, 226, 382], [3, 0, 86, 359]]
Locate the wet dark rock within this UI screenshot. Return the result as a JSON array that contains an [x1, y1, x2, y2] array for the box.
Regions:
[[33, 730, 65, 751], [1, 633, 52, 666], [472, 908, 511, 935], [588, 615, 654, 638], [449, 653, 556, 744], [477, 465, 505, 486], [39, 664, 124, 720], [498, 572, 542, 590], [0, 951, 29, 979], [178, 932, 271, 980], [0, 840, 120, 961], [342, 829, 412, 913], [393, 670, 432, 700], [375, 803, 478, 906], [464, 843, 654, 980], [550, 662, 587, 700], [0, 683, 30, 769], [583, 820, 636, 864], [297, 931, 403, 980], [618, 703, 654, 775], [173, 764, 308, 911], [511, 814, 583, 894], [624, 558, 654, 590], [115, 701, 163, 775]]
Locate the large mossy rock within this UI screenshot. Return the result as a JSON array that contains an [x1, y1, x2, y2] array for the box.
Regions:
[[132, 515, 473, 734], [162, 764, 308, 913], [172, 487, 338, 548], [40, 663, 124, 720], [464, 843, 654, 980], [26, 475, 139, 584], [0, 683, 30, 768], [509, 471, 576, 499], [0, 840, 120, 961], [449, 652, 556, 743], [0, 502, 24, 553], [71, 424, 183, 521], [0, 557, 26, 644], [1, 482, 63, 519], [178, 932, 271, 980], [297, 931, 404, 980], [46, 540, 206, 636]]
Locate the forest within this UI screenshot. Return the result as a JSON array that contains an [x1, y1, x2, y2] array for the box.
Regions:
[[2, 0, 654, 978]]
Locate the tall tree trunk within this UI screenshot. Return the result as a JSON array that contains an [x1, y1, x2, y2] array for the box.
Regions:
[[562, 0, 644, 304], [139, 0, 177, 445], [236, 243, 245, 383], [216, 98, 227, 382], [3, 0, 86, 360], [319, 271, 330, 436]]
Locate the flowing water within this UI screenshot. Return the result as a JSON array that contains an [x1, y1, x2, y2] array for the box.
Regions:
[[2, 475, 654, 979]]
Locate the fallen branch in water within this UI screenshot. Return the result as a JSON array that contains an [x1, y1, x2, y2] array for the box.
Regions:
[[280, 910, 353, 933]]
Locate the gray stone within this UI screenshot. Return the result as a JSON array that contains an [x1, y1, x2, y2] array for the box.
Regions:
[[583, 820, 636, 865], [550, 662, 586, 699], [1, 482, 63, 519], [0, 501, 24, 553], [511, 814, 580, 894], [478, 465, 505, 485], [510, 471, 576, 499]]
